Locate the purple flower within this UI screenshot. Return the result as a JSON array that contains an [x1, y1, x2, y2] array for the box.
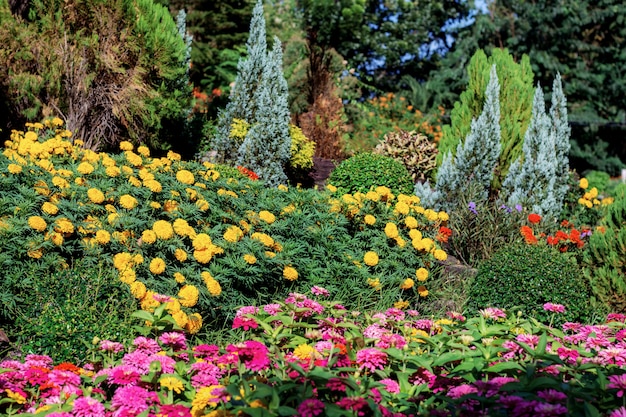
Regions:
[[608, 374, 626, 397], [515, 204, 523, 212], [543, 303, 566, 313], [468, 202, 478, 214], [500, 204, 513, 213], [479, 307, 507, 320], [159, 332, 187, 350], [447, 383, 478, 399], [297, 398, 325, 417]]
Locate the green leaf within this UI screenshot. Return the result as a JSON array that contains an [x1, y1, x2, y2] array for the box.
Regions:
[[131, 310, 155, 322], [433, 351, 465, 366], [485, 361, 525, 373], [583, 402, 601, 417]]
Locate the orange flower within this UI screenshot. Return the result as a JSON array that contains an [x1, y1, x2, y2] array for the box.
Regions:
[[520, 226, 537, 244], [528, 213, 541, 224]]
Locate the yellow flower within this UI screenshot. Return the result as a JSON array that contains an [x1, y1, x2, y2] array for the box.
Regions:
[[119, 268, 136, 284], [409, 229, 422, 240], [176, 169, 195, 185], [95, 229, 111, 244], [50, 232, 63, 246], [364, 214, 376, 225], [149, 257, 166, 275], [326, 184, 337, 193], [363, 251, 379, 267], [243, 254, 257, 264], [130, 281, 147, 299], [119, 141, 134, 151], [278, 184, 288, 192], [384, 222, 399, 239], [54, 218, 74, 234], [153, 220, 174, 240], [186, 313, 203, 334], [293, 344, 320, 361], [27, 248, 43, 259], [579, 177, 589, 189], [173, 272, 186, 283], [167, 150, 182, 161], [394, 300, 410, 309], [128, 176, 142, 187], [150, 201, 162, 209], [105, 166, 121, 177], [160, 376, 184, 394], [394, 236, 406, 247], [400, 278, 415, 290], [42, 202, 58, 215], [164, 200, 179, 213], [223, 225, 244, 243], [76, 162, 94, 175], [172, 310, 188, 327], [196, 199, 209, 211], [251, 232, 274, 247], [588, 187, 598, 199], [7, 163, 22, 174], [192, 385, 226, 415], [283, 266, 298, 281], [418, 285, 429, 297], [28, 216, 47, 232], [258, 210, 276, 224], [119, 194, 138, 210], [416, 268, 429, 282], [178, 285, 200, 307], [87, 188, 105, 204], [437, 211, 449, 221], [125, 152, 143, 167], [144, 179, 162, 193], [394, 201, 410, 215], [424, 209, 438, 222], [174, 248, 188, 262], [265, 251, 276, 258], [5, 389, 26, 405], [137, 145, 150, 157], [404, 216, 418, 229], [202, 272, 222, 296], [52, 176, 70, 188], [420, 238, 434, 251], [365, 191, 380, 201], [367, 277, 381, 290], [433, 249, 447, 261], [113, 252, 133, 270], [141, 229, 157, 244]]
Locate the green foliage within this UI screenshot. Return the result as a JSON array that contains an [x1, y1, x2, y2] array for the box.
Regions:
[[8, 260, 137, 363], [467, 243, 595, 325], [436, 49, 534, 189], [584, 170, 611, 194], [583, 187, 626, 313], [570, 138, 626, 177], [328, 153, 414, 196], [0, 0, 193, 153], [373, 130, 438, 183], [288, 124, 315, 170]]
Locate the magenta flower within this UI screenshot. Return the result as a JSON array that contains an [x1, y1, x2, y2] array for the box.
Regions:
[[556, 347, 580, 365], [232, 316, 258, 330], [543, 303, 566, 313], [336, 397, 370, 414], [48, 369, 81, 387], [446, 311, 466, 322], [356, 348, 388, 371], [447, 383, 478, 399], [24, 354, 53, 369], [598, 347, 626, 366], [311, 286, 330, 297], [193, 344, 219, 360], [158, 404, 192, 417], [537, 389, 567, 403], [99, 340, 125, 353], [379, 378, 400, 394], [190, 362, 223, 388], [132, 336, 161, 354], [226, 340, 270, 371], [610, 406, 626, 417], [608, 313, 626, 323], [263, 303, 282, 315], [608, 374, 626, 397], [297, 398, 325, 417], [72, 396, 106, 417], [533, 402, 568, 415], [108, 365, 141, 385], [159, 332, 187, 350], [376, 333, 407, 350], [384, 308, 405, 321], [111, 385, 159, 414], [479, 307, 507, 320]]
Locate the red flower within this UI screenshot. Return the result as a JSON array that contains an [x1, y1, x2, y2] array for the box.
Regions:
[[436, 226, 453, 243], [528, 213, 542, 224], [237, 166, 259, 181], [520, 226, 537, 244]]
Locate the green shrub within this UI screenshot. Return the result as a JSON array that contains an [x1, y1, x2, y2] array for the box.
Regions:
[[373, 130, 438, 182], [9, 259, 137, 363], [583, 170, 611, 194], [328, 152, 414, 195], [466, 243, 596, 325]]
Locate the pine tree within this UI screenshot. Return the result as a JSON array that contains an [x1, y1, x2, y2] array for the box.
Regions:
[[430, 65, 501, 212], [237, 39, 291, 186], [502, 86, 560, 219], [550, 73, 571, 209]]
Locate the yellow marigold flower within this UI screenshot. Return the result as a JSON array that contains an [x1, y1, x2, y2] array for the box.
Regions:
[[176, 169, 195, 185], [141, 229, 157, 244], [167, 150, 182, 161], [125, 152, 143, 167], [150, 201, 162, 209], [265, 251, 276, 258], [87, 188, 105, 204], [364, 214, 376, 225], [174, 249, 188, 262], [7, 163, 22, 174], [326, 184, 337, 193], [186, 313, 203, 334], [409, 229, 422, 241], [174, 272, 186, 283], [144, 179, 162, 192], [105, 166, 120, 177], [108, 213, 120, 225], [119, 194, 138, 210], [223, 225, 244, 243], [27, 248, 43, 259], [178, 285, 199, 307], [602, 197, 614, 206], [137, 145, 150, 157], [384, 222, 399, 239], [130, 281, 147, 299], [105, 204, 117, 213], [375, 186, 393, 199], [400, 278, 415, 290], [28, 216, 47, 232], [173, 219, 192, 236], [113, 252, 133, 270], [128, 176, 142, 187], [418, 285, 429, 297], [579, 177, 589, 189], [50, 232, 63, 246], [420, 238, 434, 251], [251, 232, 274, 247], [293, 344, 320, 361], [76, 162, 94, 175], [42, 202, 59, 215], [243, 254, 257, 264], [416, 267, 429, 282], [119, 141, 134, 151], [140, 291, 159, 312], [95, 229, 111, 244], [52, 176, 70, 188], [283, 266, 298, 281], [437, 211, 449, 221], [394, 201, 410, 215], [121, 165, 134, 175], [394, 300, 410, 309], [424, 209, 438, 222], [404, 216, 418, 229], [196, 199, 209, 211], [160, 376, 184, 394], [367, 277, 381, 290], [258, 210, 276, 224], [395, 236, 406, 247], [75, 177, 87, 186], [153, 220, 174, 240], [193, 233, 212, 250], [588, 187, 598, 199], [165, 299, 182, 314], [363, 251, 379, 267], [119, 268, 136, 284], [54, 218, 74, 234], [202, 272, 222, 296], [433, 249, 447, 261], [171, 310, 188, 327], [149, 257, 166, 275]]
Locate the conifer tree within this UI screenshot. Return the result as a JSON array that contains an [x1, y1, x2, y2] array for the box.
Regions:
[[422, 65, 501, 212], [550, 73, 571, 209]]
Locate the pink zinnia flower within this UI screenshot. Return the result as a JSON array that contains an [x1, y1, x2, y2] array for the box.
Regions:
[[311, 286, 330, 297], [193, 344, 219, 360], [356, 348, 388, 371], [479, 307, 507, 320], [556, 347, 579, 364], [158, 404, 192, 417], [608, 374, 626, 397], [543, 303, 566, 313], [72, 396, 106, 417], [376, 333, 407, 350], [610, 406, 626, 417], [24, 354, 53, 369], [236, 305, 259, 317], [608, 314, 626, 323], [297, 398, 325, 417], [533, 402, 568, 415], [226, 340, 270, 371], [263, 303, 282, 315], [132, 336, 160, 354], [384, 308, 405, 321], [537, 389, 567, 403], [407, 309, 420, 317], [48, 369, 81, 387], [599, 348, 626, 366], [100, 340, 125, 353], [336, 397, 370, 414], [232, 316, 258, 330], [111, 385, 159, 413], [108, 365, 141, 385], [122, 351, 153, 373], [447, 383, 478, 399], [159, 332, 187, 350], [446, 311, 466, 322], [379, 378, 400, 394]]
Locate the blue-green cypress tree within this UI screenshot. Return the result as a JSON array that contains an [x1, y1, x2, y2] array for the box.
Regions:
[[550, 73, 571, 209]]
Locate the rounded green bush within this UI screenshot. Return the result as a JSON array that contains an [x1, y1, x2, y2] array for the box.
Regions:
[[328, 152, 414, 195], [465, 243, 595, 325]]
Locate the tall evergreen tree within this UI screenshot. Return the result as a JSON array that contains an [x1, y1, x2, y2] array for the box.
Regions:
[[550, 73, 571, 208]]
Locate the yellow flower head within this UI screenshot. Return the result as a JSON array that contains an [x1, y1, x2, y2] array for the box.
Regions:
[[394, 201, 410, 215], [160, 376, 184, 394], [28, 216, 47, 232], [418, 285, 429, 297], [130, 281, 147, 299], [283, 266, 298, 281], [176, 169, 195, 185], [437, 211, 449, 222], [258, 210, 276, 224], [54, 218, 74, 234], [137, 146, 150, 157], [144, 179, 162, 193], [141, 229, 157, 244], [409, 229, 422, 240], [87, 188, 105, 204], [95, 229, 111, 244], [119, 194, 138, 210], [202, 272, 222, 296], [400, 278, 415, 290], [223, 225, 244, 243], [7, 163, 22, 174], [76, 162, 94, 175], [119, 141, 134, 151], [153, 220, 174, 240], [416, 267, 429, 282], [394, 300, 410, 310], [173, 272, 186, 283], [251, 232, 274, 247], [433, 249, 447, 261], [384, 222, 399, 239], [364, 214, 376, 225], [363, 251, 379, 267], [186, 313, 203, 334], [293, 344, 320, 361], [367, 277, 381, 290], [149, 257, 166, 275], [243, 254, 257, 264], [579, 177, 589, 189], [119, 268, 136, 284], [113, 252, 133, 270], [42, 202, 59, 215], [174, 248, 188, 262], [178, 285, 200, 307]]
